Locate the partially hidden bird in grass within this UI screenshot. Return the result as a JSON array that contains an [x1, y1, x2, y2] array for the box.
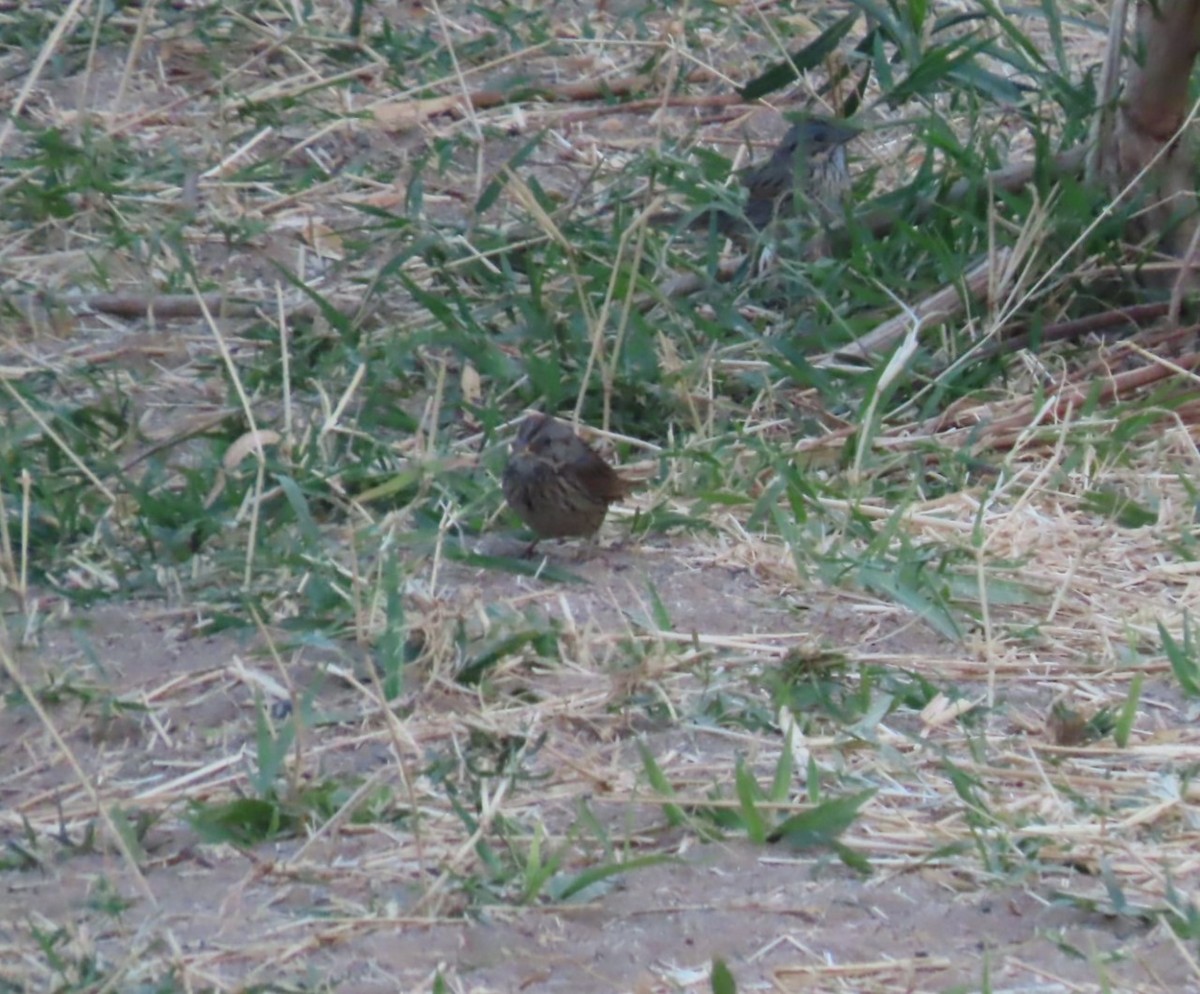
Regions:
[[659, 116, 858, 245], [501, 413, 635, 555]]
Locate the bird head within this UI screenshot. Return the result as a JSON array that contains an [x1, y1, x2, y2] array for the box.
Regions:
[[782, 116, 860, 156], [511, 413, 576, 463]]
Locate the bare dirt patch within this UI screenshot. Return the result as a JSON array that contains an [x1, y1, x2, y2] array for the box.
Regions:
[[4, 535, 1199, 991]]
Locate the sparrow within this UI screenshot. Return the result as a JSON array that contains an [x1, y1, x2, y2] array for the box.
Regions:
[[659, 116, 858, 244], [501, 413, 634, 554]]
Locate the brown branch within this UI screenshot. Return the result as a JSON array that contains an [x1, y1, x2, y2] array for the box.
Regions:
[[924, 337, 1200, 440], [975, 302, 1172, 359], [553, 94, 745, 127], [818, 252, 1004, 366], [373, 68, 719, 129], [2, 292, 345, 324], [85, 294, 259, 319]]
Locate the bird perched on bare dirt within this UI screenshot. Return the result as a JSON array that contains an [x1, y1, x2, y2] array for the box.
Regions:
[[661, 116, 858, 244], [502, 413, 634, 554]]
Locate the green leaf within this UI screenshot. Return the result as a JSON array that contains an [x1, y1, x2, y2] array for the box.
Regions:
[[767, 789, 875, 849], [187, 797, 298, 845], [1039, 0, 1068, 72], [519, 824, 565, 903], [476, 132, 547, 214], [768, 730, 795, 804], [456, 630, 552, 686], [870, 28, 896, 93], [739, 12, 861, 101], [833, 840, 873, 873], [553, 853, 675, 902], [1080, 488, 1158, 528], [276, 474, 321, 546], [375, 553, 408, 700], [1159, 617, 1200, 698], [1114, 673, 1142, 748], [885, 35, 1023, 106], [252, 692, 295, 797], [638, 742, 686, 827], [108, 806, 147, 865], [966, 0, 1052, 70], [906, 0, 928, 32], [711, 957, 737, 994], [859, 559, 962, 641], [645, 578, 673, 630], [851, 0, 908, 55], [1100, 858, 1129, 915], [735, 758, 767, 844]]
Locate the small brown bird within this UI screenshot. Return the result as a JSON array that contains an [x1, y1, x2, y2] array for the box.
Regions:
[[502, 413, 633, 554], [663, 117, 858, 244], [740, 117, 857, 227]]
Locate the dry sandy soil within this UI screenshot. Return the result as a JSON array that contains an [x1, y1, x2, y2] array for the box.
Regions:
[[4, 533, 1200, 992]]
